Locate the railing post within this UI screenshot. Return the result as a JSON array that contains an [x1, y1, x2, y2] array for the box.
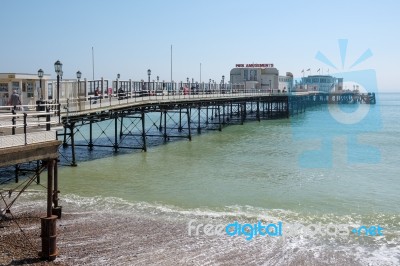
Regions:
[[23, 112, 27, 145], [11, 108, 16, 135], [46, 107, 51, 131]]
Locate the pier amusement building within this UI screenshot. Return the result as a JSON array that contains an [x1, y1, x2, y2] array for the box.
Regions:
[[230, 64, 294, 93]]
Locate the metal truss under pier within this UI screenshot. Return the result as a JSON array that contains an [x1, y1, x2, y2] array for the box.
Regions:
[[57, 92, 376, 166], [57, 94, 318, 166]]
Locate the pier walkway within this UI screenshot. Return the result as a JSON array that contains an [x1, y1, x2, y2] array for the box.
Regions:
[[0, 90, 376, 163]]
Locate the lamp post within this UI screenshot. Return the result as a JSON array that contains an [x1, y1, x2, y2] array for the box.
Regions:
[[157, 75, 159, 90], [117, 73, 120, 92], [147, 69, 151, 93], [54, 60, 62, 123], [222, 75, 225, 94], [76, 71, 81, 94], [76, 71, 82, 110], [38, 69, 44, 100]]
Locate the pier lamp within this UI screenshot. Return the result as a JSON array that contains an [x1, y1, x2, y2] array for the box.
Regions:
[[147, 69, 151, 92], [76, 70, 82, 97], [187, 77, 189, 84], [76, 71, 82, 111], [116, 73, 120, 94], [147, 69, 151, 83], [38, 69, 44, 99], [222, 75, 225, 93], [157, 76, 159, 89], [54, 60, 63, 123]]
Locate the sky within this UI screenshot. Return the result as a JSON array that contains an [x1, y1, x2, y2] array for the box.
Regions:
[[1, 0, 399, 91]]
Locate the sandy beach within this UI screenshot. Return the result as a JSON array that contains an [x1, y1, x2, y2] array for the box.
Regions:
[[0, 204, 366, 266]]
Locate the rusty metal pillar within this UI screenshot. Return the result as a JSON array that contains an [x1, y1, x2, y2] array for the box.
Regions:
[[40, 159, 59, 261], [52, 159, 62, 218]]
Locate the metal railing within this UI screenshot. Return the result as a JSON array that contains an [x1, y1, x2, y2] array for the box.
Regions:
[[56, 85, 290, 116], [0, 104, 59, 147]]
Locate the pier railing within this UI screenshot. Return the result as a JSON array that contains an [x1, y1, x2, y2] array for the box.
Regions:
[[0, 105, 59, 147]]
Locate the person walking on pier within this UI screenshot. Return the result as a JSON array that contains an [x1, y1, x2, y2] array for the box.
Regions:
[[93, 87, 100, 104], [8, 90, 21, 110]]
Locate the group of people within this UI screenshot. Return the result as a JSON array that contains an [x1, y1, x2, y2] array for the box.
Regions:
[[92, 87, 126, 104]]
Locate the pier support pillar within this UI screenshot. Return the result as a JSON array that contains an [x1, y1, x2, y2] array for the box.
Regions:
[[114, 112, 119, 152], [88, 118, 93, 151], [141, 108, 147, 152], [197, 105, 201, 134], [187, 108, 192, 141], [163, 109, 168, 142], [69, 123, 77, 167], [52, 159, 62, 218], [218, 105, 222, 131], [178, 108, 183, 132], [40, 159, 59, 261]]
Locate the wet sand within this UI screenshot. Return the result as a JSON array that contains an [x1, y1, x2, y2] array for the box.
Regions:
[[0, 208, 364, 266]]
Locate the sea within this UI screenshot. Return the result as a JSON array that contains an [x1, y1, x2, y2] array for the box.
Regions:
[[1, 93, 399, 265]]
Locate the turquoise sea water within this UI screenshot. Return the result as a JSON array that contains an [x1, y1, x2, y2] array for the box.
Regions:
[[1, 93, 400, 265], [59, 93, 399, 215]]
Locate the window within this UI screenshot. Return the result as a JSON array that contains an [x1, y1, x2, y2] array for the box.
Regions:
[[48, 83, 53, 100], [12, 82, 20, 92], [26, 81, 34, 98], [243, 70, 248, 81], [0, 83, 8, 92]]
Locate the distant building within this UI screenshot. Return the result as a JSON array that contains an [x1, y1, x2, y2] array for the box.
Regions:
[[279, 72, 293, 93], [295, 75, 343, 93], [230, 64, 293, 93]]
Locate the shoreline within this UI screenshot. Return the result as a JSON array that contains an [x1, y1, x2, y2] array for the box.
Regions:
[[0, 202, 372, 266]]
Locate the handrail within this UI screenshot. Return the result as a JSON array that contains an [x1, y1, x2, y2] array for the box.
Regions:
[[0, 106, 57, 145]]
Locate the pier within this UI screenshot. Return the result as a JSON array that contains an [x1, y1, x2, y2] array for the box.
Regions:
[[0, 83, 376, 261]]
